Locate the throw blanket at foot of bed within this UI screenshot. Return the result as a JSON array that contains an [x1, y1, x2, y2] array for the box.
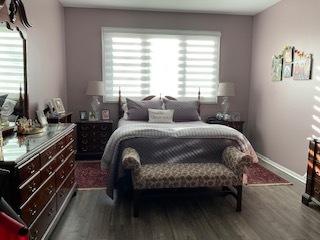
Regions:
[[101, 122, 258, 199]]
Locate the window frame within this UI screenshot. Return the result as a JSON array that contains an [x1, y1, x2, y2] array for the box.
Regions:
[[101, 27, 221, 103]]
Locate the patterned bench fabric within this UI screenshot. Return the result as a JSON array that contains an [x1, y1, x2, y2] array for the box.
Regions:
[[222, 146, 253, 179], [122, 147, 141, 170], [132, 163, 241, 189]]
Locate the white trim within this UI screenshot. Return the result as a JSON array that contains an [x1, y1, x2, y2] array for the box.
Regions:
[[101, 27, 221, 37], [257, 152, 306, 184]]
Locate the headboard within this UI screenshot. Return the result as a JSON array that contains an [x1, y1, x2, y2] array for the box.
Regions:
[[118, 89, 201, 119]]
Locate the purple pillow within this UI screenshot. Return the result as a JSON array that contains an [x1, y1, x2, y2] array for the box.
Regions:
[[163, 98, 200, 122], [126, 98, 163, 121]]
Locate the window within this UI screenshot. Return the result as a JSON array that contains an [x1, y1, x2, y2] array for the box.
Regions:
[[0, 26, 24, 99], [102, 28, 220, 102]]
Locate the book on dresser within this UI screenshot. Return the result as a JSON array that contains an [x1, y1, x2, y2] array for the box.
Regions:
[[0, 123, 77, 240]]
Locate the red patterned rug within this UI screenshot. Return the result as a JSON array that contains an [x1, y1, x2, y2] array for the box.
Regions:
[[75, 161, 291, 190], [75, 161, 107, 190], [247, 163, 292, 186]]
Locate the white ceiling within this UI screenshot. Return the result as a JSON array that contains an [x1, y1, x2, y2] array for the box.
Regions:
[[60, 0, 281, 16]]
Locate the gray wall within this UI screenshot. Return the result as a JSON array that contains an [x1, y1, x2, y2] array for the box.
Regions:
[[64, 8, 253, 126], [248, 0, 320, 175], [0, 0, 67, 118], [25, 0, 68, 117]]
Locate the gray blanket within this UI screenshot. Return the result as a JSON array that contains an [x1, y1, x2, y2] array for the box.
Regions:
[[101, 120, 257, 198]]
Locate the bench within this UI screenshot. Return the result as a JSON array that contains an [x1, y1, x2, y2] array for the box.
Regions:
[[122, 146, 252, 217]]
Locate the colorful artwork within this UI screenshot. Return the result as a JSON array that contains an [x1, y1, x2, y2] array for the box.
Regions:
[[293, 50, 312, 80], [283, 63, 293, 78], [272, 55, 283, 81], [283, 46, 294, 63]]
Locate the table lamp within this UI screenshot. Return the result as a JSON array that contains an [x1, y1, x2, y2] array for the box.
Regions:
[[86, 81, 104, 119], [217, 82, 235, 115]]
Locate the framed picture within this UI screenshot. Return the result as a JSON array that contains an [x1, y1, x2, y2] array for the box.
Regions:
[[101, 109, 110, 120], [283, 63, 293, 78], [79, 111, 88, 121], [293, 51, 313, 80], [283, 46, 294, 63], [36, 110, 48, 127], [51, 98, 65, 114], [272, 55, 283, 81], [88, 111, 97, 121]]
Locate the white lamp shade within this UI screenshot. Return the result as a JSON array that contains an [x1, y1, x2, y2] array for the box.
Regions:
[[217, 82, 235, 97], [86, 81, 104, 96]]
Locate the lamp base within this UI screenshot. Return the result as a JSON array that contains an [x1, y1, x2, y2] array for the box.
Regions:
[[90, 96, 101, 120], [221, 96, 230, 114]]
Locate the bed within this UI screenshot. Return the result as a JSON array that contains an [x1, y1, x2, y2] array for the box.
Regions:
[[101, 93, 257, 199]]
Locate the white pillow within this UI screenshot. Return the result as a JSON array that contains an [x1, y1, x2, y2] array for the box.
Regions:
[[148, 109, 174, 123]]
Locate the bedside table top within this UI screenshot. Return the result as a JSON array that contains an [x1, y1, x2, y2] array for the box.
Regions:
[[76, 120, 113, 124]]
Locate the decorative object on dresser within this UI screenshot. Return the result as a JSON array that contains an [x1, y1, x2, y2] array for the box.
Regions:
[[0, 124, 77, 240], [302, 139, 320, 207], [207, 116, 244, 133], [51, 98, 66, 115], [86, 81, 104, 120], [217, 82, 235, 115], [36, 110, 48, 127], [47, 112, 72, 124], [76, 120, 113, 160]]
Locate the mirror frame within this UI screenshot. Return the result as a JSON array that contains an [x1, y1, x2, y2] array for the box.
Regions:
[[0, 20, 28, 118]]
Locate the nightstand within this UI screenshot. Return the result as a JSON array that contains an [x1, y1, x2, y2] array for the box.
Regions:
[[207, 117, 245, 133], [76, 120, 113, 160]]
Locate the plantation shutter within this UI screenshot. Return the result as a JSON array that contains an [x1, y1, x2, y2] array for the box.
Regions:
[[102, 28, 220, 102]]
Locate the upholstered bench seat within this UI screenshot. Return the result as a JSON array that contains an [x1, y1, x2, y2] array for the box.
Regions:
[[121, 146, 253, 217], [133, 163, 240, 190]]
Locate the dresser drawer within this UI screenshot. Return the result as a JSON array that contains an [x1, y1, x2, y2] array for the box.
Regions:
[[65, 142, 75, 156], [40, 158, 58, 181], [65, 130, 76, 144], [57, 170, 75, 209], [29, 196, 57, 240], [56, 137, 65, 152], [40, 145, 58, 166], [41, 175, 56, 204], [18, 155, 41, 183], [20, 175, 55, 226], [55, 155, 74, 188], [19, 172, 42, 204]]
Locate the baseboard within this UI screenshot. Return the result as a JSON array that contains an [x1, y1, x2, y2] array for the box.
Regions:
[[257, 153, 306, 184]]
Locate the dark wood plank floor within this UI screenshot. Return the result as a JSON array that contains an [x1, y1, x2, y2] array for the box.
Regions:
[[50, 163, 320, 240]]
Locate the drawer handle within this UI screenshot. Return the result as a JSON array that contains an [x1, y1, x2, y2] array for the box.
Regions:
[[27, 164, 35, 174], [28, 185, 37, 193], [29, 208, 37, 216], [48, 208, 54, 216], [47, 186, 54, 195]]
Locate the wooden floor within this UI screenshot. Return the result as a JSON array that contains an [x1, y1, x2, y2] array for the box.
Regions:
[[50, 162, 320, 240]]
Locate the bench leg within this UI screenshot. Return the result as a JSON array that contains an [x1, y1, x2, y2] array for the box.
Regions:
[[236, 186, 242, 212], [133, 190, 140, 217]]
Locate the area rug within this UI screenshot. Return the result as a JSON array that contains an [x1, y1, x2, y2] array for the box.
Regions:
[[247, 163, 292, 186], [75, 161, 107, 190], [75, 161, 291, 189]]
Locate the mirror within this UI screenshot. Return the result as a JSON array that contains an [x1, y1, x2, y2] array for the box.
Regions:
[[0, 21, 28, 128]]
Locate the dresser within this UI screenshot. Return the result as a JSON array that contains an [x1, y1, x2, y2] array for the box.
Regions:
[[207, 117, 245, 133], [302, 139, 320, 206], [0, 124, 76, 240], [76, 120, 113, 160]]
